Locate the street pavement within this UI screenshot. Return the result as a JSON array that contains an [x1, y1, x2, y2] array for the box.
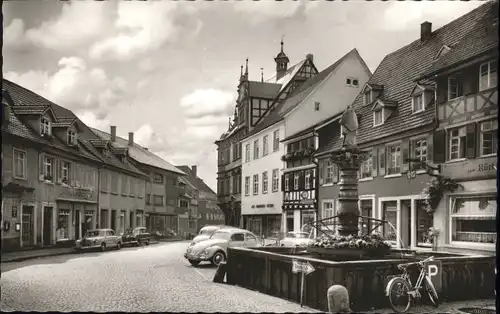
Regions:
[[0, 241, 318, 313]]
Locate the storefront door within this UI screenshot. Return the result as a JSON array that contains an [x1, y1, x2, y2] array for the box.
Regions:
[[22, 206, 34, 246], [111, 210, 117, 232], [382, 201, 398, 243], [74, 209, 80, 240], [43, 206, 53, 246]]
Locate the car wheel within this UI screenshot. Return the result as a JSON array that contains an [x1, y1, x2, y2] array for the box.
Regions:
[[211, 251, 226, 266], [135, 241, 140, 247], [189, 259, 200, 266], [145, 240, 150, 246], [116, 242, 121, 250], [101, 243, 106, 252]]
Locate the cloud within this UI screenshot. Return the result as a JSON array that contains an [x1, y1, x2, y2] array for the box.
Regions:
[[4, 56, 129, 114], [3, 18, 30, 51], [132, 123, 168, 152], [382, 1, 483, 30], [89, 1, 200, 61], [232, 0, 319, 23], [180, 89, 235, 119], [77, 111, 111, 130], [24, 2, 109, 51]]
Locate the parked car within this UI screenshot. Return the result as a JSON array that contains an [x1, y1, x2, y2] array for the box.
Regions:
[[75, 229, 122, 252], [189, 225, 231, 247], [280, 231, 315, 247], [121, 227, 151, 246], [184, 228, 261, 267]]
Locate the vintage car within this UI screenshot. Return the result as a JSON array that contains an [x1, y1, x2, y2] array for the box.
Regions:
[[280, 231, 315, 247], [75, 229, 122, 252], [184, 228, 261, 267], [121, 227, 151, 246], [191, 225, 231, 245]]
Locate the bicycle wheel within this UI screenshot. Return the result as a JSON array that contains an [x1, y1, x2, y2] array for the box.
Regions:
[[387, 277, 412, 313], [424, 277, 439, 307]]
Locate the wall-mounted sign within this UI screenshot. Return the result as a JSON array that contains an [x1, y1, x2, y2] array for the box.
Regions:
[[441, 157, 497, 181], [12, 206, 18, 218], [15, 223, 21, 231], [58, 187, 96, 202]]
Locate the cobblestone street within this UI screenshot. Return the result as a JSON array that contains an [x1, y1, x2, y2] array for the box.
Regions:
[[0, 241, 317, 312]]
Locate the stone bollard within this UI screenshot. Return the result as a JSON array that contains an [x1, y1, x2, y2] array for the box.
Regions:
[[213, 261, 227, 283], [327, 285, 351, 313]]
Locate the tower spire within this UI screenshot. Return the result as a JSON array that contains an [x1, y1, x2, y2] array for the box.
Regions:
[[281, 35, 284, 53], [245, 58, 249, 76], [261, 68, 264, 82]]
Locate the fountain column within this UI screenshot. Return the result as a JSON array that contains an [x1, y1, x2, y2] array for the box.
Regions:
[[330, 147, 367, 237]]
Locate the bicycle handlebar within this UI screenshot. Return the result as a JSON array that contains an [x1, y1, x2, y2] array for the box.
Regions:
[[397, 256, 435, 269]]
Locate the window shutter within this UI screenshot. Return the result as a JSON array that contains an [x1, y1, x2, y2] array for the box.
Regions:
[[319, 162, 324, 185], [56, 159, 62, 184], [38, 154, 44, 181], [466, 123, 476, 159], [281, 175, 285, 191], [378, 147, 386, 176], [402, 140, 410, 173], [426, 134, 434, 163], [433, 129, 447, 163], [371, 148, 378, 177]]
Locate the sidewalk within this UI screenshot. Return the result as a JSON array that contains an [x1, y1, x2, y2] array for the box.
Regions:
[[364, 298, 496, 313], [1, 237, 185, 263]]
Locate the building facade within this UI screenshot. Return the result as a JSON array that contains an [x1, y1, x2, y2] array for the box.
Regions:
[[216, 41, 318, 227], [241, 124, 284, 238], [91, 127, 185, 237], [314, 1, 497, 255]]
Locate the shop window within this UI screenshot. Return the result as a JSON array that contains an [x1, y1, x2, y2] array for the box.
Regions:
[[480, 119, 498, 156], [382, 201, 397, 241], [57, 209, 70, 241], [451, 195, 496, 244], [448, 126, 466, 160], [416, 201, 434, 247], [119, 212, 125, 235], [286, 211, 294, 233], [301, 210, 315, 235]]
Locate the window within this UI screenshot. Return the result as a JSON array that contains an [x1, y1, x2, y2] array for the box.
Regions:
[[293, 172, 299, 190], [273, 130, 280, 152], [154, 195, 164, 206], [121, 175, 127, 194], [61, 161, 70, 184], [373, 109, 383, 126], [244, 176, 250, 196], [479, 61, 497, 91], [346, 78, 351, 85], [353, 79, 359, 86], [325, 161, 334, 184], [154, 173, 163, 184], [43, 156, 54, 182], [40, 117, 51, 135], [188, 219, 196, 229], [231, 233, 245, 241], [448, 126, 466, 160], [284, 174, 290, 191], [448, 76, 462, 100], [253, 174, 259, 195], [100, 172, 109, 192], [360, 151, 373, 179], [480, 120, 498, 156], [412, 94, 424, 113], [314, 102, 320, 111], [416, 200, 434, 246], [253, 140, 259, 159], [13, 149, 26, 179], [360, 200, 373, 236], [232, 175, 240, 194], [263, 135, 269, 156], [67, 130, 77, 145], [346, 78, 358, 87], [451, 196, 496, 244], [412, 139, 427, 170], [387, 145, 401, 175], [179, 200, 189, 208], [322, 201, 335, 229], [262, 172, 268, 194], [146, 194, 151, 205], [364, 91, 372, 105], [245, 144, 250, 162], [111, 173, 118, 193], [301, 210, 315, 235], [272, 169, 279, 192], [305, 170, 311, 189], [382, 201, 397, 241], [56, 209, 70, 241]]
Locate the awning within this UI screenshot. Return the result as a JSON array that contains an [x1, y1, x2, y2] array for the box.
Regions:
[[2, 182, 35, 194]]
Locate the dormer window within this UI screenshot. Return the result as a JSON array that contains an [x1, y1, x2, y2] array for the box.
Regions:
[[412, 94, 424, 113], [364, 91, 373, 105], [40, 117, 51, 135], [67, 130, 77, 145], [373, 109, 384, 126]]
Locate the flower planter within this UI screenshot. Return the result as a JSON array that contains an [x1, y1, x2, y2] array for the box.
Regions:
[[307, 246, 391, 259]]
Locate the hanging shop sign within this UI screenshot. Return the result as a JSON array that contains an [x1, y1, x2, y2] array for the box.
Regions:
[[440, 156, 496, 181]]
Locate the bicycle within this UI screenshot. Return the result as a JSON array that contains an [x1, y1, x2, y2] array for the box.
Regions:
[[385, 256, 440, 313]]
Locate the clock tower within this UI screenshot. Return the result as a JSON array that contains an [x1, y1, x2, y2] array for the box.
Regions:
[[274, 38, 290, 81]]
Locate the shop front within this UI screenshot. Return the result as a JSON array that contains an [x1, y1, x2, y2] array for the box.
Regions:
[[244, 213, 281, 239], [434, 156, 496, 255], [282, 189, 317, 237]]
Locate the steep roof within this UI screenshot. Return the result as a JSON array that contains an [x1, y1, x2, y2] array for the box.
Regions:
[[242, 49, 358, 140], [2, 79, 146, 176], [248, 81, 282, 99], [266, 59, 306, 92], [315, 1, 496, 156], [176, 165, 216, 195], [90, 127, 185, 175]]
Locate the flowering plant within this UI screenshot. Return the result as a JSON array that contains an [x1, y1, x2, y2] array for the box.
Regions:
[[311, 232, 391, 254], [427, 227, 440, 238], [421, 176, 462, 213]]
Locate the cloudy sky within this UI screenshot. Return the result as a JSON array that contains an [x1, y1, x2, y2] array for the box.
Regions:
[[3, 0, 484, 191]]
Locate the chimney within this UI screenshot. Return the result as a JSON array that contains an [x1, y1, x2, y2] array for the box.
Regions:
[[306, 53, 314, 62], [128, 132, 134, 146], [191, 165, 197, 177], [110, 126, 116, 142], [421, 21, 432, 42], [144, 148, 148, 151]]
